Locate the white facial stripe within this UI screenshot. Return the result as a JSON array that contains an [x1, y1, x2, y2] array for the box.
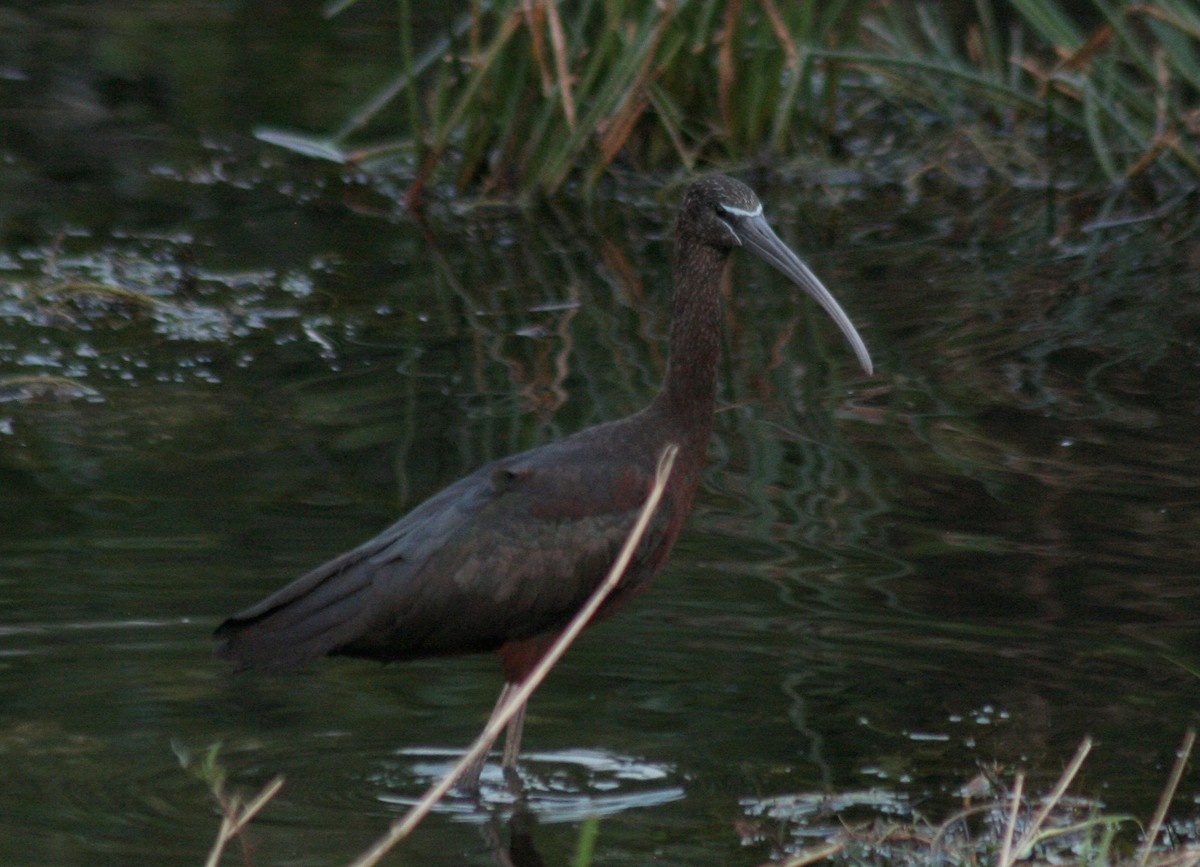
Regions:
[[719, 203, 763, 218]]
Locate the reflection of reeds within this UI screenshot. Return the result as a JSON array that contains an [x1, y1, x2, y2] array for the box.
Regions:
[[260, 2, 1199, 197], [246, 181, 880, 569]]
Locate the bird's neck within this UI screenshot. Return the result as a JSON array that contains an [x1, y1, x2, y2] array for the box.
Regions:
[[652, 238, 726, 441]]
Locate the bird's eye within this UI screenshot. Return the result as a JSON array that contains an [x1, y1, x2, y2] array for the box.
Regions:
[[714, 203, 733, 222]]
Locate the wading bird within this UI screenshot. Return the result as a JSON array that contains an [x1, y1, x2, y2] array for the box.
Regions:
[[214, 175, 872, 790]]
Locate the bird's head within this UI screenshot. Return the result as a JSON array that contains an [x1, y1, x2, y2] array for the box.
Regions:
[[678, 174, 765, 250], [678, 175, 873, 375]]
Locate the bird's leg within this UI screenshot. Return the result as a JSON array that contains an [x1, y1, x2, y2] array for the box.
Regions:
[[500, 693, 526, 768], [455, 681, 519, 793], [500, 693, 527, 791]]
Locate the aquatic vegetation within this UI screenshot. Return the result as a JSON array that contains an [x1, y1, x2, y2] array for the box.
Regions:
[[749, 735, 1200, 866], [261, 1, 1200, 203]]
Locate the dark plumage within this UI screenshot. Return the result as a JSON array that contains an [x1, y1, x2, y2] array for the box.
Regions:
[[214, 175, 872, 789]]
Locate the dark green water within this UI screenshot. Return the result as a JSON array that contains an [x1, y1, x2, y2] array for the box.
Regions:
[[2, 4, 1200, 865]]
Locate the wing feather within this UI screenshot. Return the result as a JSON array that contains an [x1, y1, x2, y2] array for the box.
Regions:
[[214, 423, 673, 671]]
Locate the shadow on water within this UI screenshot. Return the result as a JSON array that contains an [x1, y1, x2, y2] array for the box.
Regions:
[[3, 3, 1200, 866]]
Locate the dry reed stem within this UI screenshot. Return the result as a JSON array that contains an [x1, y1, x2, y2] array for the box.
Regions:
[[598, 6, 674, 165], [716, 0, 740, 133], [543, 0, 575, 130], [1058, 23, 1114, 72], [759, 0, 798, 69], [520, 0, 551, 96], [997, 770, 1024, 867], [345, 443, 681, 867], [1001, 736, 1092, 867], [1137, 728, 1196, 867], [768, 838, 848, 867], [203, 775, 285, 867]]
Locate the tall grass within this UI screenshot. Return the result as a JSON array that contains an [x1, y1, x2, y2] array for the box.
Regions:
[[258, 1, 1200, 201], [845, 1, 1200, 184], [263, 1, 875, 197]]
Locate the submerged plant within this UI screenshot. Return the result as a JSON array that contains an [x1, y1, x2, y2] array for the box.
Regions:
[[174, 740, 284, 867]]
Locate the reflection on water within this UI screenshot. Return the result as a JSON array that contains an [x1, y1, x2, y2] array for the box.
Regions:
[[2, 170, 1199, 864], [740, 787, 910, 855], [3, 6, 1200, 867], [377, 746, 684, 823]]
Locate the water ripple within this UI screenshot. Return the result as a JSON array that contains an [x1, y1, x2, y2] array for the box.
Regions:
[[374, 746, 685, 824]]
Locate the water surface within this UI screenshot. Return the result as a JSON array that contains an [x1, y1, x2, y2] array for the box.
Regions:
[[2, 3, 1200, 865]]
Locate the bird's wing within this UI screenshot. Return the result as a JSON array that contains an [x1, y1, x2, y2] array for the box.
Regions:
[[214, 432, 672, 670]]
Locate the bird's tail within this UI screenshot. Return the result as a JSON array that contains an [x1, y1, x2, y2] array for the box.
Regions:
[[213, 547, 378, 671]]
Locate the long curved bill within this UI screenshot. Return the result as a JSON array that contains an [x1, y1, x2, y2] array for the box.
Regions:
[[735, 209, 873, 375]]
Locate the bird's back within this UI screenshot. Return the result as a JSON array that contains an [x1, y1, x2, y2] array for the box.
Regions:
[[214, 409, 695, 671]]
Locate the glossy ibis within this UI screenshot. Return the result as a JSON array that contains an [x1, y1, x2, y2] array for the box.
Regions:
[[214, 175, 872, 789]]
